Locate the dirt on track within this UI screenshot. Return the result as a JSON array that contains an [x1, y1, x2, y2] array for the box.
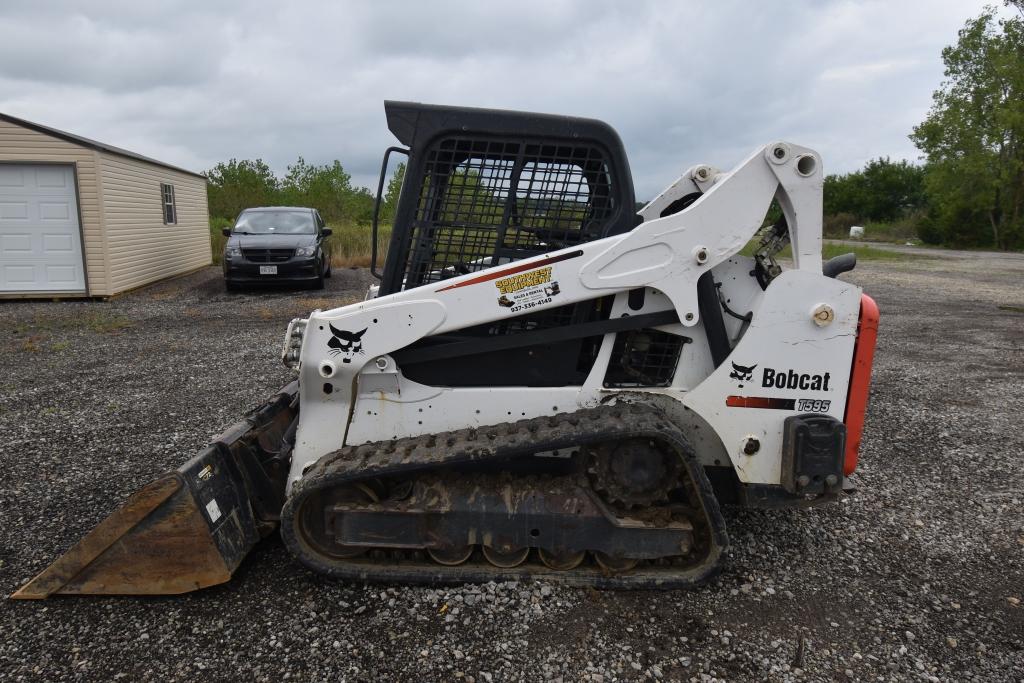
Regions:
[[1, 251, 1022, 682]]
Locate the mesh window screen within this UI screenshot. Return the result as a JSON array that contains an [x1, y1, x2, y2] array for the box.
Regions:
[[401, 137, 615, 289]]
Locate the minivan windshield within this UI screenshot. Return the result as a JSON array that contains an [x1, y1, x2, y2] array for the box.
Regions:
[[233, 210, 315, 235]]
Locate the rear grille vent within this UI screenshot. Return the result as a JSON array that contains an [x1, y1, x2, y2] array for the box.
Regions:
[[243, 249, 294, 263], [603, 328, 686, 388]]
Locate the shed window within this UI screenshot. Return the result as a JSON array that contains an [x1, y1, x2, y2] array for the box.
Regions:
[[161, 183, 177, 224]]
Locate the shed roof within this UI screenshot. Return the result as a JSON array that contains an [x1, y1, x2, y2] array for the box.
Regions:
[[0, 111, 206, 180]]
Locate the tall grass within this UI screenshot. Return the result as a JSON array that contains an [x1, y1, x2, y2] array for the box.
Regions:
[[209, 217, 233, 265], [209, 218, 391, 269], [323, 220, 392, 269], [861, 211, 924, 244], [740, 239, 915, 261], [822, 210, 925, 244]]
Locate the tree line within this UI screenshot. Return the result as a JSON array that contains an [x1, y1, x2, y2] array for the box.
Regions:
[[206, 157, 405, 226], [828, 4, 1024, 250]]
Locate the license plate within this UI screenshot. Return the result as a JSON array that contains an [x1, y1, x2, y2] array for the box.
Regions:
[[259, 265, 277, 275]]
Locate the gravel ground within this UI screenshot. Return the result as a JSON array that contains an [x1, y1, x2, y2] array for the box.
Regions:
[[1, 251, 1022, 682]]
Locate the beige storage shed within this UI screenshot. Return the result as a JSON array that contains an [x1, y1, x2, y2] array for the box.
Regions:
[[0, 112, 210, 297]]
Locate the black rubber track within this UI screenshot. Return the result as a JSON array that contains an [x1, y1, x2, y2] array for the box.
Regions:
[[280, 403, 729, 589]]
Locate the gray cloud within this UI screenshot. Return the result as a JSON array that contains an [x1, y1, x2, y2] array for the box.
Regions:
[[0, 0, 998, 199]]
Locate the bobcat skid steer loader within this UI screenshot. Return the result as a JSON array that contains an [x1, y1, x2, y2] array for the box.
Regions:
[[13, 102, 878, 598]]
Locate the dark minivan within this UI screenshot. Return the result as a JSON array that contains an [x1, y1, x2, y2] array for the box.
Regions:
[[222, 207, 332, 290]]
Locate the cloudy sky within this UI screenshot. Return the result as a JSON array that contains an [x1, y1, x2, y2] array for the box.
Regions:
[[0, 0, 1000, 199]]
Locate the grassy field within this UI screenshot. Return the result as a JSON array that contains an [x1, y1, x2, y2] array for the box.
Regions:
[[323, 221, 392, 268], [209, 218, 914, 272], [823, 211, 924, 245], [739, 239, 914, 261]]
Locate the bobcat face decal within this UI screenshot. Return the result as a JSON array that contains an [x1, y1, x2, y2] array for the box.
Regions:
[[730, 361, 757, 387], [327, 324, 367, 363]]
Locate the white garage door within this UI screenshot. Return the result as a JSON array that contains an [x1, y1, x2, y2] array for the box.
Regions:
[[0, 164, 85, 293]]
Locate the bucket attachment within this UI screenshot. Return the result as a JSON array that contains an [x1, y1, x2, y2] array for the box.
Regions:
[[12, 382, 299, 599]]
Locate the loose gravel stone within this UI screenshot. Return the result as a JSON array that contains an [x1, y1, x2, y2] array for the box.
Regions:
[[1, 250, 1022, 681]]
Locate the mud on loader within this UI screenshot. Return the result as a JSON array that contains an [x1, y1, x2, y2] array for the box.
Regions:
[[13, 102, 879, 598]]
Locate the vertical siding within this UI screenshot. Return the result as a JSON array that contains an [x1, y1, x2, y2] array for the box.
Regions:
[[0, 119, 107, 295], [98, 153, 210, 294]]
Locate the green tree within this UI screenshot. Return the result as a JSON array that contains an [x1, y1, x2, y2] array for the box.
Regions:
[[276, 158, 380, 223], [204, 158, 279, 219], [823, 171, 868, 219], [823, 158, 926, 222], [380, 162, 406, 220], [861, 158, 927, 221], [207, 156, 407, 227], [280, 157, 350, 221], [911, 8, 1024, 249]]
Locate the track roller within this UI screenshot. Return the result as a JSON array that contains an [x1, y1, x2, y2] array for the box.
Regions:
[[538, 548, 586, 571], [482, 546, 530, 568], [593, 552, 639, 573], [427, 546, 474, 566]]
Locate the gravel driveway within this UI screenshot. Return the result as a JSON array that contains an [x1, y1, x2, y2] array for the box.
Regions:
[[1, 251, 1022, 682]]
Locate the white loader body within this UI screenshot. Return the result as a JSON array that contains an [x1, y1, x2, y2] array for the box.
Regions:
[[286, 142, 859, 490]]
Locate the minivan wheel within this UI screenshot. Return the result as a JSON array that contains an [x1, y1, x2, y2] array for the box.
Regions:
[[313, 265, 325, 290], [225, 280, 239, 293], [324, 257, 332, 279]]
